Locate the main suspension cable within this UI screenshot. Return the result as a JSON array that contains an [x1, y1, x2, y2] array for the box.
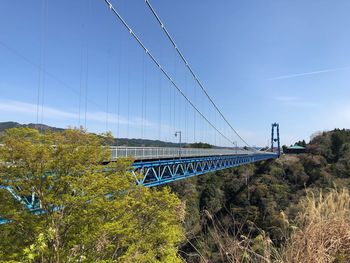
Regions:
[[144, 0, 253, 150], [101, 0, 235, 145]]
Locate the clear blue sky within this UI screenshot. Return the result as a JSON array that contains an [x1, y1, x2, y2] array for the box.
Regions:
[[1, 0, 350, 146]]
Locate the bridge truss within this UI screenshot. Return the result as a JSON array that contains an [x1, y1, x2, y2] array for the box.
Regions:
[[133, 152, 278, 187], [0, 151, 278, 219]]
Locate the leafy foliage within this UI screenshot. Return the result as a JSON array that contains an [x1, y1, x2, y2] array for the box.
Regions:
[[294, 140, 307, 147], [185, 142, 212, 149], [0, 128, 184, 262]]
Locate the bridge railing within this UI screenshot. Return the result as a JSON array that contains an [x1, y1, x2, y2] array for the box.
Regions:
[[110, 146, 256, 160]]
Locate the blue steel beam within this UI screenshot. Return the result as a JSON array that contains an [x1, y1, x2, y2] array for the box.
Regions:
[[0, 185, 40, 211], [0, 152, 277, 223], [0, 185, 43, 224], [132, 153, 278, 187]]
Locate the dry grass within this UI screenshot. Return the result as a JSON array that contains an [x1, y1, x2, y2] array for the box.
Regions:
[[281, 188, 350, 263], [200, 210, 278, 263], [196, 188, 350, 263]]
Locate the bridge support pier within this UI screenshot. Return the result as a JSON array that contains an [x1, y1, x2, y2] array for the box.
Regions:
[[271, 123, 280, 157]]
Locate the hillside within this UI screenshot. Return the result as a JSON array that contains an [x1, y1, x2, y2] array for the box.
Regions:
[[169, 128, 350, 262], [0, 122, 64, 133]]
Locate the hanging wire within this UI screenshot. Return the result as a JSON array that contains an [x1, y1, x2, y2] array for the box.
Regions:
[[127, 44, 130, 140], [0, 39, 105, 112], [36, 0, 45, 128], [144, 51, 148, 140], [100, 0, 235, 145], [36, 66, 41, 127], [200, 83, 203, 143], [158, 40, 164, 141], [193, 78, 196, 143], [116, 35, 122, 138], [39, 0, 49, 131], [168, 78, 172, 142], [158, 62, 162, 141], [106, 50, 111, 131], [169, 53, 174, 142], [214, 108, 217, 146], [112, 50, 117, 138], [172, 50, 176, 138], [84, 0, 91, 130], [184, 66, 188, 144], [144, 0, 254, 150], [84, 47, 89, 129], [78, 23, 85, 127], [141, 50, 145, 139]]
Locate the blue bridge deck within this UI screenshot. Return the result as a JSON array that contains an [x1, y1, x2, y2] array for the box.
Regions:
[[132, 152, 278, 187], [0, 147, 278, 223]]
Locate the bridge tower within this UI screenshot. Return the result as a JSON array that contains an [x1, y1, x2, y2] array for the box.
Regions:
[[271, 123, 280, 157]]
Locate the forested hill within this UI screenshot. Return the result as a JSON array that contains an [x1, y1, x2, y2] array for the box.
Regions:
[[0, 122, 64, 133], [169, 128, 350, 262]]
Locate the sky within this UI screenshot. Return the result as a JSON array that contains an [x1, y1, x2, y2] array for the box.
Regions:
[[1, 0, 350, 147]]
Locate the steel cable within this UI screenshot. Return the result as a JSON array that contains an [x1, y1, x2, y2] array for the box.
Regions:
[[144, 0, 254, 150], [101, 0, 235, 145]]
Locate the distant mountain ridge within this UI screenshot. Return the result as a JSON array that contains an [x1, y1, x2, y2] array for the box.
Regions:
[[0, 122, 260, 149], [0, 121, 183, 147], [0, 122, 64, 133]]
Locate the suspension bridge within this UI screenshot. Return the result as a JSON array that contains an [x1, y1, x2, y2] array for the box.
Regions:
[[0, 0, 280, 221]]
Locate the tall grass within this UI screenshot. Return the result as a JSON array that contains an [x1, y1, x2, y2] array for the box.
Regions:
[[196, 188, 350, 263], [281, 188, 350, 263], [199, 210, 279, 263]]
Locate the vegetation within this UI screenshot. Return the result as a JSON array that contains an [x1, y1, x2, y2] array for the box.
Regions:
[[0, 128, 184, 262], [185, 142, 212, 149], [171, 128, 350, 262], [294, 140, 307, 147], [282, 188, 350, 263], [189, 188, 350, 263], [1, 126, 350, 262]]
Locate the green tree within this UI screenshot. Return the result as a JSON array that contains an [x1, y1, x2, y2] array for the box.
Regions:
[[334, 143, 350, 177], [331, 131, 345, 161], [294, 140, 306, 147], [0, 128, 184, 262], [282, 145, 287, 153], [185, 142, 212, 149]]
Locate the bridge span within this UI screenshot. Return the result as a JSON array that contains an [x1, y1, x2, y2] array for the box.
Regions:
[[0, 147, 277, 224], [111, 146, 278, 187], [112, 146, 255, 161], [0, 123, 280, 221]]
